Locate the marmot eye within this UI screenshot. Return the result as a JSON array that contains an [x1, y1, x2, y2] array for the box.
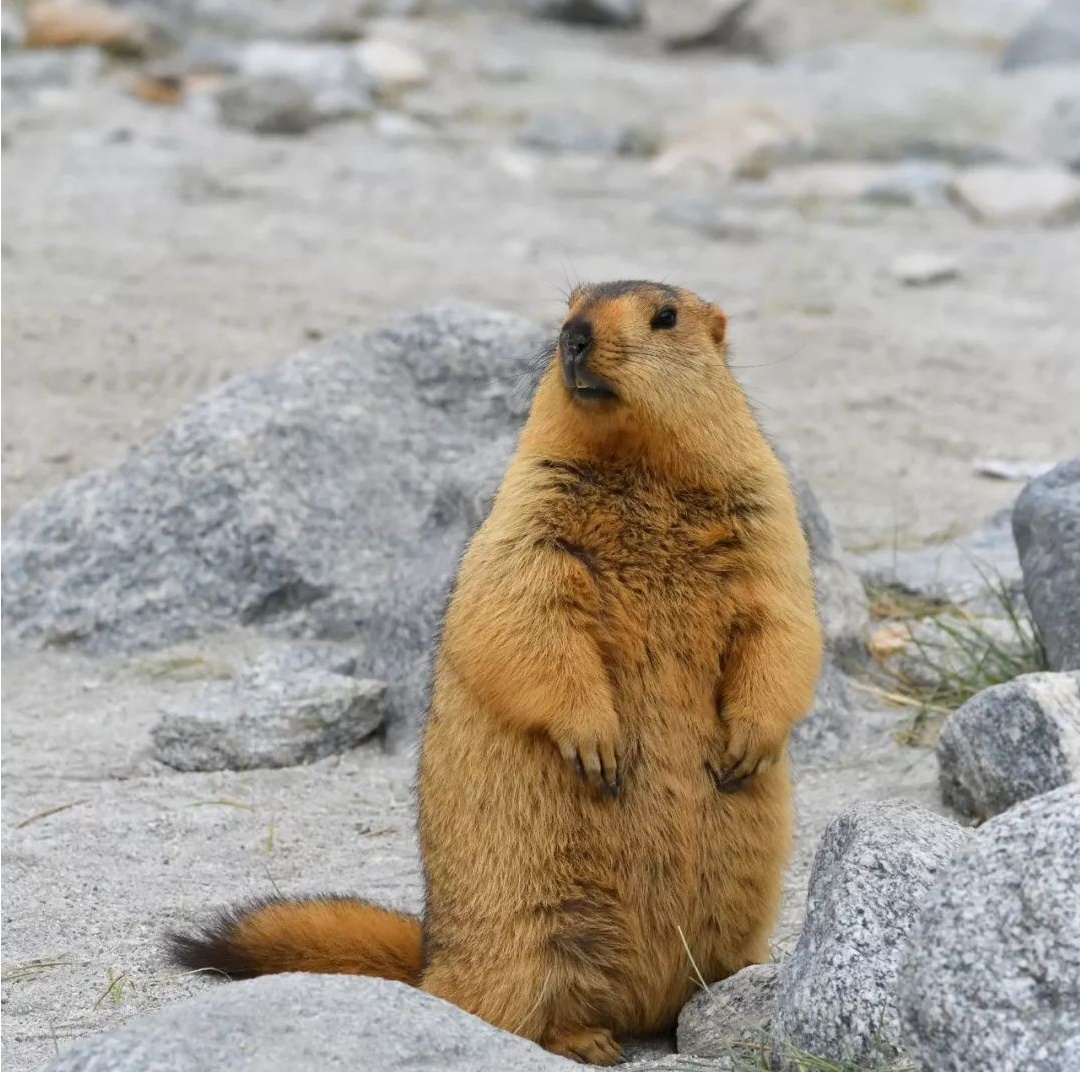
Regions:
[[651, 308, 677, 330]]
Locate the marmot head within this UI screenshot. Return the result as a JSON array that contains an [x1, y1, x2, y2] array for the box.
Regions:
[[554, 281, 729, 422]]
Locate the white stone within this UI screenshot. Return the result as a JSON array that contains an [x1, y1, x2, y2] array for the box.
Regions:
[[890, 252, 961, 287], [949, 165, 1080, 226], [354, 40, 429, 96]]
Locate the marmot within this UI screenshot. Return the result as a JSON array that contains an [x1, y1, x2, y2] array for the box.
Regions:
[[169, 281, 823, 1065]]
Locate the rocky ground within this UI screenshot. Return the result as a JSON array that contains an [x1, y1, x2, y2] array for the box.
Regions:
[[3, 1, 1080, 1070]]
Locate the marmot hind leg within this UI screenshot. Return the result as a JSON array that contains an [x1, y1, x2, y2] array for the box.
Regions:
[[421, 936, 626, 1065]]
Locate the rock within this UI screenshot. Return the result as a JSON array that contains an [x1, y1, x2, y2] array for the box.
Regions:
[[677, 963, 778, 1063], [23, 0, 170, 56], [974, 458, 1057, 481], [0, 44, 103, 90], [1044, 92, 1080, 172], [785, 462, 870, 662], [526, 0, 643, 29], [790, 657, 858, 757], [151, 645, 389, 771], [653, 198, 762, 243], [654, 99, 814, 179], [353, 40, 429, 98], [237, 41, 374, 123], [42, 973, 576, 1071], [216, 74, 319, 136], [897, 785, 1080, 1072], [863, 159, 957, 206], [1014, 458, 1080, 670], [651, 0, 768, 56], [179, 35, 243, 75], [1, 304, 540, 738], [889, 252, 960, 287], [1002, 0, 1080, 70], [937, 671, 1080, 820], [949, 165, 1080, 226], [2, 2, 25, 49], [772, 800, 968, 1068]]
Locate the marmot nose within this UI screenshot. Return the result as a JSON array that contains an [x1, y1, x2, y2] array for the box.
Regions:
[[562, 318, 593, 364]]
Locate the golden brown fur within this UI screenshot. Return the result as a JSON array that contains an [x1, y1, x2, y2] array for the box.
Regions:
[[168, 281, 822, 1065]]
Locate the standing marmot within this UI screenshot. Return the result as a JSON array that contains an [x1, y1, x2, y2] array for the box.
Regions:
[[169, 281, 823, 1065]]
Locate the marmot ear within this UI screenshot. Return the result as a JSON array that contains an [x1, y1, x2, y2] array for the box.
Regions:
[[708, 305, 727, 347]]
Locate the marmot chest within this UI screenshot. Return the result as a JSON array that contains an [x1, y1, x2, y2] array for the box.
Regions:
[[540, 466, 748, 677]]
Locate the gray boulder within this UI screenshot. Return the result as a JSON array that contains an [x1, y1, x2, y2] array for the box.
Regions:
[[938, 671, 1080, 820], [677, 962, 778, 1064], [789, 657, 858, 758], [42, 973, 575, 1071], [772, 800, 968, 1068], [1002, 0, 1080, 70], [151, 645, 390, 770], [526, 0, 643, 28], [1014, 458, 1080, 670], [1, 304, 542, 735], [897, 785, 1080, 1072], [785, 463, 869, 663]]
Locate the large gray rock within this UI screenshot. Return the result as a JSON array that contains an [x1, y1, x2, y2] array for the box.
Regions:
[[677, 962, 778, 1064], [1014, 458, 1080, 670], [1, 304, 541, 735], [43, 973, 575, 1071], [785, 463, 869, 663], [789, 657, 858, 758], [938, 671, 1080, 820], [897, 785, 1080, 1072], [772, 800, 968, 1068], [1002, 0, 1080, 70], [151, 645, 390, 770]]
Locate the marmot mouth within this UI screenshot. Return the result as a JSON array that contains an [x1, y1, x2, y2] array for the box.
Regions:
[[561, 354, 618, 403]]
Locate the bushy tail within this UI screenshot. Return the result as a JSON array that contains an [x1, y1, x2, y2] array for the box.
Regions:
[[167, 895, 422, 984]]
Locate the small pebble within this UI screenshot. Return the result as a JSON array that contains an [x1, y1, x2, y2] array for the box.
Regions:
[[890, 252, 960, 287]]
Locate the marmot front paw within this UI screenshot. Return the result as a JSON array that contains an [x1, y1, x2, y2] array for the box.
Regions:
[[550, 714, 624, 797], [708, 714, 788, 790]]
